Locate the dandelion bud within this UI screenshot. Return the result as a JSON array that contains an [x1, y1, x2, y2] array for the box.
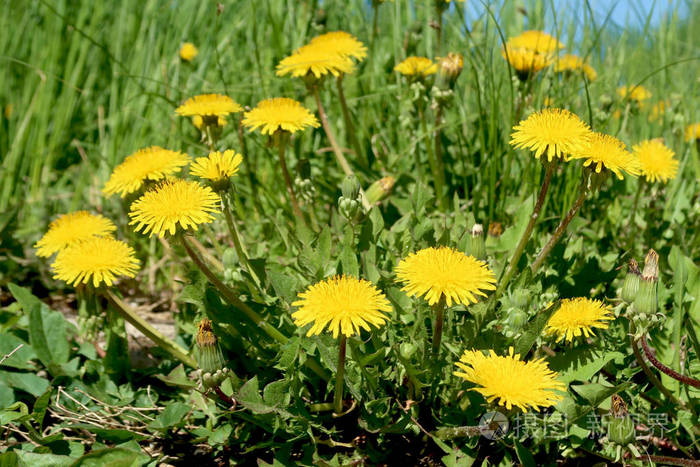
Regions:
[[340, 175, 361, 201], [338, 196, 361, 221], [467, 223, 486, 260], [436, 53, 463, 89], [620, 258, 640, 303], [607, 415, 636, 446], [633, 249, 659, 316], [365, 176, 395, 205], [195, 319, 227, 378]]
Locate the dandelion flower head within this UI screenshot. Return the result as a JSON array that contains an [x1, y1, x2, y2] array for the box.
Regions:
[[190, 150, 243, 183], [395, 247, 497, 307], [103, 146, 190, 198], [175, 94, 242, 118], [507, 30, 564, 54], [553, 54, 597, 81], [454, 347, 565, 412], [51, 236, 140, 288], [545, 298, 614, 343], [394, 56, 438, 77], [685, 123, 700, 142], [34, 211, 116, 258], [179, 42, 198, 61], [242, 97, 320, 135], [649, 100, 669, 122], [291, 275, 391, 338], [501, 46, 552, 74], [569, 132, 640, 179], [510, 108, 591, 161], [276, 42, 354, 78], [617, 85, 651, 103], [632, 138, 679, 183], [309, 31, 367, 62], [129, 179, 221, 238]]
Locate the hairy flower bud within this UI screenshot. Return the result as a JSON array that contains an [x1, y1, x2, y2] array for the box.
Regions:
[[608, 415, 636, 446], [365, 176, 395, 205], [634, 249, 659, 316], [620, 258, 640, 303], [195, 319, 227, 376], [340, 175, 361, 201], [467, 223, 486, 260]]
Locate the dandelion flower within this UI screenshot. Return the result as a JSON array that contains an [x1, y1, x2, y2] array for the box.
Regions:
[[648, 100, 669, 122], [632, 139, 679, 183], [507, 30, 564, 54], [501, 46, 552, 76], [276, 42, 354, 78], [617, 85, 651, 103], [394, 56, 438, 77], [103, 146, 190, 197], [34, 211, 116, 258], [569, 132, 640, 179], [179, 42, 198, 61], [545, 298, 614, 343], [292, 275, 391, 338], [553, 54, 597, 81], [175, 94, 242, 119], [309, 31, 367, 62], [395, 247, 496, 307], [685, 123, 700, 142], [129, 179, 221, 237], [51, 236, 140, 287], [193, 115, 226, 130], [242, 97, 320, 135], [190, 150, 243, 183], [510, 108, 591, 161], [454, 347, 565, 412]]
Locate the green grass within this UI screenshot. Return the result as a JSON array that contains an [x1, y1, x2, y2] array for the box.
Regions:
[[0, 0, 698, 464]]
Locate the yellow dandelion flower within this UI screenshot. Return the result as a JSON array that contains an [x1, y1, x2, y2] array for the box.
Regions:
[[175, 94, 242, 118], [103, 146, 190, 198], [553, 54, 597, 81], [51, 236, 140, 287], [34, 211, 116, 258], [507, 30, 564, 54], [242, 97, 320, 135], [545, 298, 614, 343], [129, 179, 221, 238], [179, 42, 198, 61], [309, 31, 367, 62], [684, 123, 700, 142], [632, 138, 679, 183], [193, 115, 226, 130], [501, 46, 552, 75], [454, 347, 566, 412], [617, 85, 651, 102], [276, 42, 354, 78], [395, 247, 496, 307], [648, 100, 669, 122], [394, 56, 438, 77], [510, 108, 591, 161], [291, 275, 391, 338], [190, 150, 243, 182], [569, 132, 640, 179]]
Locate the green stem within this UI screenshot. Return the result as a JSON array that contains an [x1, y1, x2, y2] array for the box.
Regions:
[[204, 124, 216, 152], [419, 107, 444, 209], [494, 161, 555, 300], [181, 235, 329, 381], [530, 180, 589, 274], [432, 297, 446, 358], [629, 177, 644, 228], [236, 114, 263, 217], [335, 75, 365, 169], [221, 192, 261, 288], [334, 334, 347, 414], [275, 135, 307, 225], [312, 85, 372, 211], [103, 289, 196, 368], [433, 104, 447, 210]]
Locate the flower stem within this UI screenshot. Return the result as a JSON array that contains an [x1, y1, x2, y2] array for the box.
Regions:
[[629, 328, 684, 409], [419, 107, 445, 210], [433, 105, 447, 210], [236, 114, 263, 217], [275, 135, 307, 225], [494, 161, 556, 300], [312, 85, 372, 211], [221, 192, 261, 288], [103, 289, 196, 368], [335, 75, 365, 169], [628, 177, 644, 229], [432, 297, 447, 358], [334, 334, 347, 414], [641, 335, 700, 388], [530, 180, 589, 273], [181, 235, 329, 381]]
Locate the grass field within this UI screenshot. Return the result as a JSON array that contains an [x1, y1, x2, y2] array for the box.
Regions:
[[1, 0, 699, 465]]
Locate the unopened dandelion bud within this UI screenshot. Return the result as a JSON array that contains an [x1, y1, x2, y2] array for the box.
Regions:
[[399, 342, 417, 360], [338, 197, 361, 221], [621, 259, 641, 303], [607, 415, 636, 446], [340, 175, 361, 201], [436, 53, 463, 90], [365, 176, 395, 205], [467, 223, 486, 260], [195, 319, 227, 376], [633, 249, 659, 316]]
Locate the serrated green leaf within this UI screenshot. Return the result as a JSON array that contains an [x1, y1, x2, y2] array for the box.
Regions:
[[513, 301, 560, 358], [0, 370, 49, 397]]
